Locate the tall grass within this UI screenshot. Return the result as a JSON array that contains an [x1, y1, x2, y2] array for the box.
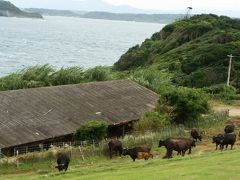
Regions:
[[129, 68, 174, 94], [0, 65, 122, 91]]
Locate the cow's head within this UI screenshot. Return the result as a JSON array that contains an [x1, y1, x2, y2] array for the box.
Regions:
[[212, 136, 216, 143], [198, 134, 202, 141], [158, 140, 165, 147], [191, 139, 196, 147], [122, 147, 129, 156]]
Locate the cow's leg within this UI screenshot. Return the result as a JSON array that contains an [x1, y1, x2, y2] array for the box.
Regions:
[[182, 150, 186, 156], [231, 144, 233, 150], [220, 144, 224, 151], [109, 149, 112, 159], [167, 150, 173, 158], [119, 147, 122, 157], [65, 163, 69, 171], [225, 144, 228, 150], [188, 147, 192, 154]]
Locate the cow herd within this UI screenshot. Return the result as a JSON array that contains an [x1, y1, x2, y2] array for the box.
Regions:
[[212, 124, 236, 151], [55, 123, 238, 172]]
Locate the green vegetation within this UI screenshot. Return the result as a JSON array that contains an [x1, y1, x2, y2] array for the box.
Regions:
[[114, 14, 240, 89], [164, 87, 209, 123], [0, 0, 42, 18], [3, 150, 240, 180], [0, 114, 234, 180], [75, 120, 108, 142], [0, 65, 121, 91]]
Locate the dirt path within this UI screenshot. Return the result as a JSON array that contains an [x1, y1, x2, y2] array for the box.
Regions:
[[213, 105, 240, 117]]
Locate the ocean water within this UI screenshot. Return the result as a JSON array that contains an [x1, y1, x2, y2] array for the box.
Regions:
[[0, 16, 165, 76]]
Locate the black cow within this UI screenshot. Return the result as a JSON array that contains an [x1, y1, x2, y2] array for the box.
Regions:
[[158, 137, 196, 158], [108, 139, 123, 159], [55, 153, 70, 172], [122, 146, 152, 162], [224, 124, 235, 133], [212, 134, 224, 150], [190, 128, 202, 142], [220, 133, 236, 151]]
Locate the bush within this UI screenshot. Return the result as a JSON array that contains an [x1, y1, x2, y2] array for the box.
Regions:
[[129, 69, 174, 94], [164, 87, 209, 124], [203, 84, 237, 100], [133, 111, 170, 132], [84, 66, 112, 81], [74, 120, 108, 142], [50, 67, 85, 85]]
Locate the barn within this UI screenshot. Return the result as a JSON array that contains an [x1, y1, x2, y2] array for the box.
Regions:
[[0, 80, 159, 156]]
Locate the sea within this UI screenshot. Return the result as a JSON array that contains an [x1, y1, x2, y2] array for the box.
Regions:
[[0, 16, 165, 77]]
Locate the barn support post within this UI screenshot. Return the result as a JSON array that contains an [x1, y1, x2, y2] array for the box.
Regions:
[[122, 125, 125, 137]]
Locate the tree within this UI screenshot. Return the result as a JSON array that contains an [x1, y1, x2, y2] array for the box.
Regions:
[[164, 87, 209, 124]]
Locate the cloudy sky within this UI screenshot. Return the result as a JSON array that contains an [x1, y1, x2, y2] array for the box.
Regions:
[[104, 0, 239, 11], [9, 0, 240, 16]]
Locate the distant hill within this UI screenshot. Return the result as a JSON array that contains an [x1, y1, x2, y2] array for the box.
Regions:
[[0, 0, 42, 18], [25, 8, 182, 24], [25, 8, 84, 18], [81, 12, 182, 24], [114, 14, 240, 88]]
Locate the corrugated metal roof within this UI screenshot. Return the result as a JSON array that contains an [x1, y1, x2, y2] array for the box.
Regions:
[[0, 80, 159, 149]]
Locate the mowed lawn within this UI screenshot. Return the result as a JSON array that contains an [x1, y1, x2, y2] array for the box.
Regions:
[[2, 149, 240, 180]]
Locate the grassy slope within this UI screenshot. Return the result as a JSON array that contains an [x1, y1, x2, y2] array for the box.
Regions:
[[2, 149, 240, 180], [114, 14, 240, 88]]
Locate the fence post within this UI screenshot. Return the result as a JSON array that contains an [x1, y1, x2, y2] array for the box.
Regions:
[[78, 146, 85, 161], [16, 150, 19, 168], [92, 140, 95, 156]]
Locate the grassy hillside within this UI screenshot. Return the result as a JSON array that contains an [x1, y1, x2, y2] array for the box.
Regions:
[[0, 0, 42, 18], [2, 149, 240, 180], [114, 14, 240, 89]]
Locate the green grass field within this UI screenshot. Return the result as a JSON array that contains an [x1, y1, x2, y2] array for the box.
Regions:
[[1, 148, 240, 180]]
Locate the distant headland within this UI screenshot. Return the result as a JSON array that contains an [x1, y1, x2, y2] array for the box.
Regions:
[[0, 0, 42, 19]]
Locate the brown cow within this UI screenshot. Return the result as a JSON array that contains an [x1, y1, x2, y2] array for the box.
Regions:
[[108, 139, 123, 159], [158, 137, 196, 158], [224, 124, 235, 133], [190, 128, 202, 142], [123, 146, 153, 162], [137, 152, 153, 160]]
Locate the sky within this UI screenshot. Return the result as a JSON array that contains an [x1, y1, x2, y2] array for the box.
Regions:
[[104, 0, 239, 11], [9, 0, 240, 16]]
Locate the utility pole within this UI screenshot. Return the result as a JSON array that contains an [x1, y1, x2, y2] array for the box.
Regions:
[[227, 54, 235, 86]]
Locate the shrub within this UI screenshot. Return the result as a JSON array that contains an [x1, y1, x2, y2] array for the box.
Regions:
[[21, 64, 54, 86], [50, 67, 85, 85], [133, 111, 170, 132], [84, 66, 111, 81], [129, 69, 174, 94], [203, 84, 237, 100], [75, 120, 108, 142], [164, 87, 209, 124]]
